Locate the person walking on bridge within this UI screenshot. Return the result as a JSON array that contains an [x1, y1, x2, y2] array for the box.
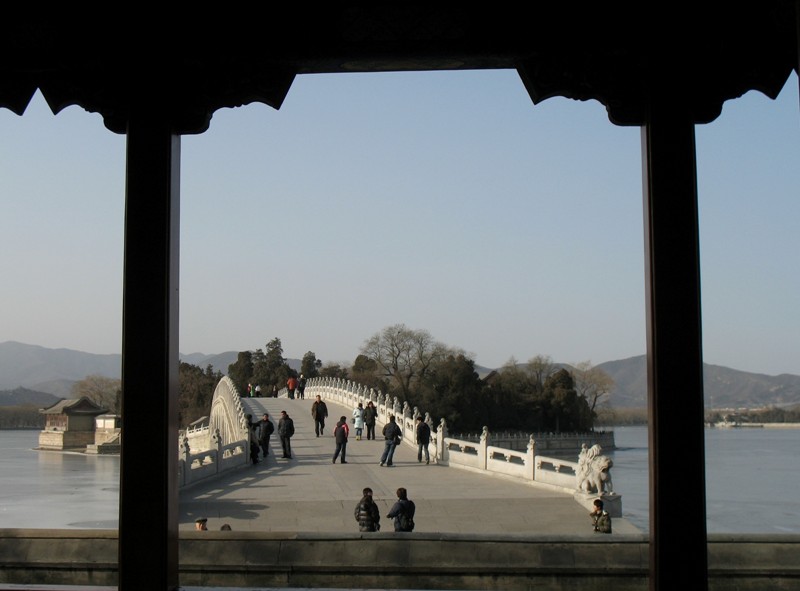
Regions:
[[415, 416, 431, 464], [332, 416, 349, 464], [312, 395, 328, 437], [286, 375, 298, 399], [379, 415, 401, 467], [278, 410, 295, 459]]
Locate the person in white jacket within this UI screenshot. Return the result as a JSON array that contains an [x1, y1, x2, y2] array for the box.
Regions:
[[352, 403, 365, 440]]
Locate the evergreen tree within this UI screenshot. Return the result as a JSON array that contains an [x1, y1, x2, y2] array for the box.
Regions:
[[416, 354, 487, 432], [265, 337, 293, 387], [300, 351, 322, 378], [542, 369, 593, 432], [350, 354, 388, 393], [320, 363, 349, 379], [227, 351, 253, 396], [179, 362, 223, 427], [250, 348, 270, 391]]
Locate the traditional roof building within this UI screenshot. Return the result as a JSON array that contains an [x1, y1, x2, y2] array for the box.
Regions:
[[38, 396, 108, 451]]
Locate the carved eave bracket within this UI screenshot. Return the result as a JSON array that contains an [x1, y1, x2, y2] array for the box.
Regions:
[[516, 5, 798, 126], [32, 63, 296, 134], [0, 61, 295, 135]]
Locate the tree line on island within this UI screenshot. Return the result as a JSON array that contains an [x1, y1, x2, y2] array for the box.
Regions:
[[214, 325, 616, 434], [0, 326, 617, 431]]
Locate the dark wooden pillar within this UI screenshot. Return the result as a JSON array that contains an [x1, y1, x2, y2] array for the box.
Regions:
[[642, 106, 708, 590], [119, 109, 180, 590]]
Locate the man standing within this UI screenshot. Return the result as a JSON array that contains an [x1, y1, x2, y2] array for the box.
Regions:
[[415, 416, 431, 464], [278, 410, 295, 459], [379, 415, 401, 467], [297, 374, 307, 399], [363, 401, 378, 440], [332, 416, 349, 464], [258, 413, 274, 457], [354, 487, 381, 532], [311, 395, 328, 437]]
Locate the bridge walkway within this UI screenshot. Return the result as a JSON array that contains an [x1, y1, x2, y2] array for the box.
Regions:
[[179, 396, 639, 535]]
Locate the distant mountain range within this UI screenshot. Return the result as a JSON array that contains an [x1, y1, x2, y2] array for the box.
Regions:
[[2, 341, 799, 410]]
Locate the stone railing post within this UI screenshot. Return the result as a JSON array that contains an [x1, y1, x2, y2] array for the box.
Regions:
[[180, 437, 191, 487], [479, 426, 489, 470], [213, 429, 223, 472], [437, 418, 448, 465], [526, 435, 536, 481]]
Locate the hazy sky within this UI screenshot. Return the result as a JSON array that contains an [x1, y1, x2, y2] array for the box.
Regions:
[[1, 70, 798, 375]]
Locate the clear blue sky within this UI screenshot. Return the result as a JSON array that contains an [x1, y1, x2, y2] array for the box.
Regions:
[[1, 70, 798, 375]]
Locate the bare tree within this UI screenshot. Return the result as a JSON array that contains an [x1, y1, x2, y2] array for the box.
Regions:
[[71, 374, 121, 413], [571, 360, 614, 413], [526, 354, 556, 389], [360, 324, 456, 400]]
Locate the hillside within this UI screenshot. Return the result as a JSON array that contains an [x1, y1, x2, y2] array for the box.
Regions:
[[2, 341, 799, 410], [598, 355, 800, 409], [0, 387, 60, 407], [0, 342, 121, 392]]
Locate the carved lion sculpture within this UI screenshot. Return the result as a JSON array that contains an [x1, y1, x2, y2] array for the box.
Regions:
[[576, 443, 614, 494]]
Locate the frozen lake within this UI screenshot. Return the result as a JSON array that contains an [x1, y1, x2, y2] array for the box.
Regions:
[[1, 427, 798, 533]]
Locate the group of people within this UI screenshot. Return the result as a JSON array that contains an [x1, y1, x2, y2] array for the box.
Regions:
[[246, 395, 435, 468], [245, 383, 279, 398], [378, 414, 431, 467], [350, 401, 379, 440], [247, 410, 295, 463], [244, 373, 306, 400], [354, 487, 416, 533], [320, 398, 432, 467], [194, 517, 232, 531], [286, 374, 307, 399], [197, 491, 609, 535]]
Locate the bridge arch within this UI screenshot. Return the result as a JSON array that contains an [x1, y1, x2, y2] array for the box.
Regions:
[[209, 376, 249, 446]]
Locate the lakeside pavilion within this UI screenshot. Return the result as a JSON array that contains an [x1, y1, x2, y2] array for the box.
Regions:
[[2, 7, 798, 590]]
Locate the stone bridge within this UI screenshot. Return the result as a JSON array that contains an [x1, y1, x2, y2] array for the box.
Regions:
[[178, 376, 622, 521]]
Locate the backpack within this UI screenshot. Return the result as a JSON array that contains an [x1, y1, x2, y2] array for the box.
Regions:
[[399, 500, 415, 532]]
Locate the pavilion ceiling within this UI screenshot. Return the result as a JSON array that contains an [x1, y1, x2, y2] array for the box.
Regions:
[[1, 4, 796, 133]]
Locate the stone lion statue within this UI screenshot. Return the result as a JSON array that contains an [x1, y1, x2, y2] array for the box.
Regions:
[[576, 443, 614, 494]]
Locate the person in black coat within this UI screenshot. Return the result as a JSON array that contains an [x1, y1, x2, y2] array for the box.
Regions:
[[415, 416, 431, 464], [258, 413, 275, 457], [278, 410, 295, 459], [332, 416, 349, 464], [354, 487, 381, 532]]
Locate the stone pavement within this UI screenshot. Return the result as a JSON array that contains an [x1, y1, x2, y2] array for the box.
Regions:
[[179, 396, 640, 535]]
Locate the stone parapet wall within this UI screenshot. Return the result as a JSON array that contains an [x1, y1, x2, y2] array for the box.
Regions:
[[460, 431, 616, 455], [93, 428, 120, 446], [1, 530, 798, 590], [37, 430, 96, 450]]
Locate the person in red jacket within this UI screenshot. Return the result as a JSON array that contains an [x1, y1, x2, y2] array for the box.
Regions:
[[286, 375, 298, 399]]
